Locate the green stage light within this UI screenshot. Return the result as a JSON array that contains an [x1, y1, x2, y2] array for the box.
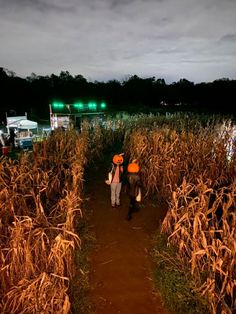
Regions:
[[88, 102, 97, 110], [52, 102, 64, 108], [100, 102, 106, 109], [74, 102, 84, 110]]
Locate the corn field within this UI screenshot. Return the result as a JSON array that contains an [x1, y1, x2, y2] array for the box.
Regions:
[[122, 113, 235, 314], [0, 128, 89, 313], [86, 113, 235, 313], [0, 113, 235, 314]]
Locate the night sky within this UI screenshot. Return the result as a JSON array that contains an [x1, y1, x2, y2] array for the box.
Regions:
[[0, 0, 236, 83]]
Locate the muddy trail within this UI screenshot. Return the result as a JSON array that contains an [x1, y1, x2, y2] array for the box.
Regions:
[[82, 159, 169, 314]]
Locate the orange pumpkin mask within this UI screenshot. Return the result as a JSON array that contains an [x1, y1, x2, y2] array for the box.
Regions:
[[113, 154, 124, 165], [127, 162, 140, 173]]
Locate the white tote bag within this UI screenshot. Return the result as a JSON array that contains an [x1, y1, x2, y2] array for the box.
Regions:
[[105, 171, 112, 185], [136, 188, 141, 202]]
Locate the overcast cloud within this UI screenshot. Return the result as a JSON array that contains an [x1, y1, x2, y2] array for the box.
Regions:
[[0, 0, 236, 83]]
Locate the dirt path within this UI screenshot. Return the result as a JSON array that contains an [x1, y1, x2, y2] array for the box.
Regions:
[[85, 163, 169, 314]]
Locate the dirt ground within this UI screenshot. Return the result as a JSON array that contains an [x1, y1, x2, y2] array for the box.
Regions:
[[85, 162, 169, 314]]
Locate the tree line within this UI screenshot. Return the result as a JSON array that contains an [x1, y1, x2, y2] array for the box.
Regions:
[[0, 67, 235, 121]]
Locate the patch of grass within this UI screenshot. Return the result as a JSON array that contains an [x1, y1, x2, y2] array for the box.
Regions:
[[152, 232, 210, 314], [70, 213, 96, 314]]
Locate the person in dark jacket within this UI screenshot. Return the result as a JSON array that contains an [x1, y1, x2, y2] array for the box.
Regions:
[[126, 161, 141, 221], [9, 128, 16, 149], [108, 154, 124, 208]]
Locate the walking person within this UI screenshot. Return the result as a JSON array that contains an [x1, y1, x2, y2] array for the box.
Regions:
[[107, 154, 124, 208], [126, 160, 141, 221]]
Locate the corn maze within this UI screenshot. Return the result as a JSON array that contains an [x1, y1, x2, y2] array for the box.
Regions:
[[0, 113, 235, 314]]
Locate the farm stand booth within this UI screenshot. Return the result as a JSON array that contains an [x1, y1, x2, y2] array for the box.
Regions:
[[6, 115, 38, 149], [49, 102, 107, 130]]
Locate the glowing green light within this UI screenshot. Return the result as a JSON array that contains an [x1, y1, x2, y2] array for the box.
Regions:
[[88, 102, 97, 110], [74, 103, 84, 110], [52, 102, 64, 108], [100, 102, 106, 109]]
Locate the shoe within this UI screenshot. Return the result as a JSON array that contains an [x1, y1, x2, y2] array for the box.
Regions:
[[112, 205, 116, 208], [116, 204, 121, 207], [126, 215, 132, 221]]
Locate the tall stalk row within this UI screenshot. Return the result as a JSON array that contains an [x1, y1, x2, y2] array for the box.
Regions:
[[0, 129, 89, 313], [162, 178, 235, 314], [123, 114, 235, 314]]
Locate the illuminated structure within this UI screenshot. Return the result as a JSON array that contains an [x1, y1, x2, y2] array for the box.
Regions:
[[49, 101, 107, 130]]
